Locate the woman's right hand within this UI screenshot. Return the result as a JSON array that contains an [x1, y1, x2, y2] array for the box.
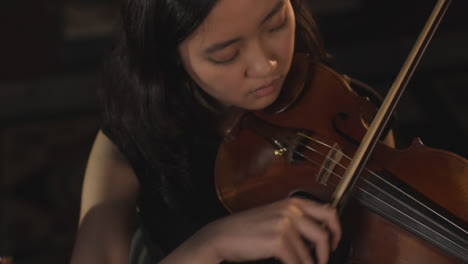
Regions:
[[190, 197, 341, 264]]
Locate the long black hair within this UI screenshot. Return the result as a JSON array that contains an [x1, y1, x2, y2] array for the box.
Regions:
[[100, 0, 329, 211]]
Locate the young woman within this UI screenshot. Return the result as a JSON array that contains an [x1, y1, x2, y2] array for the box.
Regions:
[[71, 0, 349, 263]]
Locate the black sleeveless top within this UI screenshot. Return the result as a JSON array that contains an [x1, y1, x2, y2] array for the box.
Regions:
[[102, 122, 231, 260], [101, 75, 392, 264]]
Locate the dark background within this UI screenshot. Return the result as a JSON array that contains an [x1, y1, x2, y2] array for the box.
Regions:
[[1, 0, 466, 263]]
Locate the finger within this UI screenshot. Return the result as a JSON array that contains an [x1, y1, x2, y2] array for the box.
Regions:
[[274, 225, 302, 264], [291, 199, 342, 249], [293, 217, 330, 264], [285, 228, 314, 264], [319, 204, 341, 250]]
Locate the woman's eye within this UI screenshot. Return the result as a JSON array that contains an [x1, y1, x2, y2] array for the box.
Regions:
[[210, 51, 239, 65], [269, 18, 287, 33]]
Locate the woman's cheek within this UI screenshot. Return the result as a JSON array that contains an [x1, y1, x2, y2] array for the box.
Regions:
[[197, 67, 235, 98], [214, 64, 244, 88]]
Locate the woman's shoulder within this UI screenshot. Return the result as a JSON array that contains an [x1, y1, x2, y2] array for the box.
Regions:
[[79, 130, 139, 222]]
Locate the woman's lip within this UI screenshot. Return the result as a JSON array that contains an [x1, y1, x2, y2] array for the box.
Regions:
[[251, 78, 280, 96]]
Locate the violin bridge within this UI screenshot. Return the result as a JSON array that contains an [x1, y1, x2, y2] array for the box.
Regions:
[[317, 143, 343, 186]]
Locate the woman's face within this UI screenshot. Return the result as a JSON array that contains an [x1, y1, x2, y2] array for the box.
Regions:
[[179, 0, 296, 110]]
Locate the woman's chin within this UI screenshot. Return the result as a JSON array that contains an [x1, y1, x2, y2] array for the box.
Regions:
[[244, 91, 281, 111]]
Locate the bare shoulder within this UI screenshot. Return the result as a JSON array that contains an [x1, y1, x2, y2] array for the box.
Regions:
[[79, 130, 140, 224], [71, 130, 140, 264]]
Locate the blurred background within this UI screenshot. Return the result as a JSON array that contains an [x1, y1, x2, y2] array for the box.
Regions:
[[0, 0, 466, 263]]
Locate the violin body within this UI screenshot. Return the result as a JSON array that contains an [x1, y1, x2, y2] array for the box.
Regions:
[[215, 55, 468, 263]]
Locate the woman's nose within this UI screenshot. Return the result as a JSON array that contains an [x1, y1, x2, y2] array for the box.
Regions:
[[245, 42, 277, 78]]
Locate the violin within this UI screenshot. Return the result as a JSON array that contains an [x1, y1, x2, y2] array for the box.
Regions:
[[214, 0, 468, 263]]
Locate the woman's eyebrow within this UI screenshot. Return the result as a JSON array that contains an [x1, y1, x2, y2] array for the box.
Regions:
[[204, 38, 242, 54], [260, 0, 284, 26], [204, 0, 284, 55]]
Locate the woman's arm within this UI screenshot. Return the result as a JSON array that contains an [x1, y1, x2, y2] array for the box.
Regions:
[[70, 130, 139, 264], [71, 131, 341, 264]]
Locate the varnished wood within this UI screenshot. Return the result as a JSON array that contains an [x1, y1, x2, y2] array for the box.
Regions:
[[215, 59, 468, 263]]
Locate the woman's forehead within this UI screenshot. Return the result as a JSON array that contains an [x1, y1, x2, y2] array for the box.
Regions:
[[193, 0, 284, 41]]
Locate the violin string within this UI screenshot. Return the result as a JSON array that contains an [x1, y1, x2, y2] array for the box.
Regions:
[[295, 132, 467, 234], [286, 145, 468, 247], [289, 134, 467, 235], [293, 137, 467, 235], [325, 173, 467, 253]]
